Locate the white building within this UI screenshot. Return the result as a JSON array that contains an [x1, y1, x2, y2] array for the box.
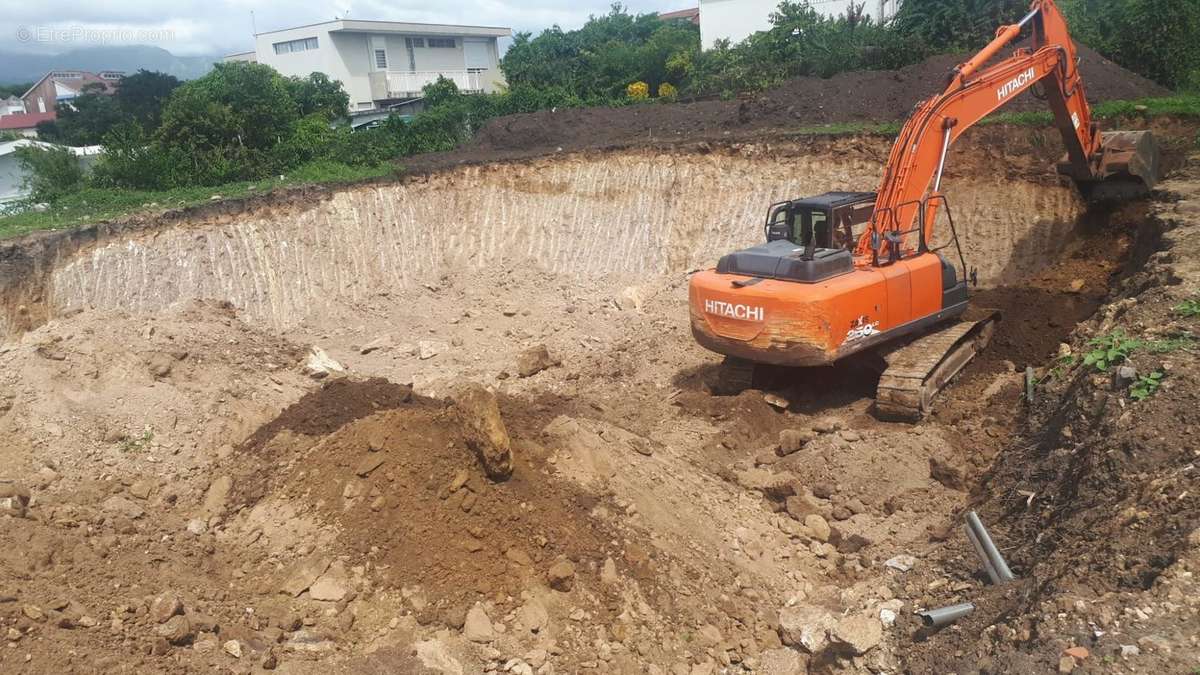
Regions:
[[227, 19, 511, 114], [699, 0, 899, 49]]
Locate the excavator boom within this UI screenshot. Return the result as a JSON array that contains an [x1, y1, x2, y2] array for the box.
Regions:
[[859, 0, 1157, 259]]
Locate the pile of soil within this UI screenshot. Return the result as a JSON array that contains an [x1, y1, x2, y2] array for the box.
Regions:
[[228, 379, 632, 616], [443, 44, 1169, 166]]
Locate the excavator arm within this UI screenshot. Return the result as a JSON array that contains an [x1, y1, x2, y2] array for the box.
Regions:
[[856, 0, 1158, 259]]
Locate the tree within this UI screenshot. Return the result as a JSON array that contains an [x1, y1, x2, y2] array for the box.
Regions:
[[285, 72, 349, 119], [115, 70, 182, 129], [15, 145, 84, 202], [1061, 0, 1200, 90], [893, 0, 1027, 51], [500, 4, 700, 100], [40, 91, 124, 145], [0, 82, 32, 98]]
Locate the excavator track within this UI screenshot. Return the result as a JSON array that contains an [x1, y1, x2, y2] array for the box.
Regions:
[[874, 311, 1000, 421]]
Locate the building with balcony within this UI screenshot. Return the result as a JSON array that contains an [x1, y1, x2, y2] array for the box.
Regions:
[[227, 19, 511, 116]]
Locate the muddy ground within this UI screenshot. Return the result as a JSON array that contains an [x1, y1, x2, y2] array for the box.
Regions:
[[0, 43, 1197, 675]]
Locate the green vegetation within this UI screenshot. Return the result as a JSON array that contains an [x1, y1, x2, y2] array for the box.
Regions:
[[1082, 331, 1141, 371], [13, 145, 85, 202], [1174, 297, 1200, 318], [37, 70, 183, 146], [0, 161, 392, 240], [1061, 0, 1200, 91], [0, 82, 32, 98], [1130, 370, 1164, 401]]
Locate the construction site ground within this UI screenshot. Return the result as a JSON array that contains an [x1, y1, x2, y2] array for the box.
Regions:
[[1, 49, 1198, 675]]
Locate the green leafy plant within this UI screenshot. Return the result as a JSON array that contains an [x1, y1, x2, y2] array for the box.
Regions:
[[1175, 297, 1200, 318], [1130, 370, 1164, 401], [1082, 331, 1143, 371]]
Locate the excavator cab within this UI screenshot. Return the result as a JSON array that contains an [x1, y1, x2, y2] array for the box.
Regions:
[[763, 192, 876, 254]]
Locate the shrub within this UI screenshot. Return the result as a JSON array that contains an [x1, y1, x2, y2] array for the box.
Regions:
[[627, 81, 650, 100], [14, 145, 85, 202], [657, 82, 678, 100]]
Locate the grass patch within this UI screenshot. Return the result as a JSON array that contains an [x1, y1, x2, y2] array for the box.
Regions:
[[0, 161, 395, 240], [983, 94, 1200, 128]]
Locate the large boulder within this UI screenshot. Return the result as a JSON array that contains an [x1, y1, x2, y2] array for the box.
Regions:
[[452, 383, 514, 480]]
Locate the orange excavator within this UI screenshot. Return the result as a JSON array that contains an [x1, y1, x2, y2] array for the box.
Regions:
[[688, 0, 1159, 420]]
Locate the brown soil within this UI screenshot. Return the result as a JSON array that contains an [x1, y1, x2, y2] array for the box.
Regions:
[[425, 44, 1169, 167]]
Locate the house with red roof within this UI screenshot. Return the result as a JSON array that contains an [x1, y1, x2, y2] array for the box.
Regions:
[[0, 111, 56, 138], [20, 70, 124, 116]]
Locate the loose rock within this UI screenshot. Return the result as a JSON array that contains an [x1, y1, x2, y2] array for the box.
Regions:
[[517, 345, 559, 377]]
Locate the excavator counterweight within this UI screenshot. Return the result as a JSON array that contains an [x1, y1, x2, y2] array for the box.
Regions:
[[688, 0, 1159, 419]]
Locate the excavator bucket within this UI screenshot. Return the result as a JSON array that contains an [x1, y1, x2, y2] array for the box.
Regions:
[[1075, 130, 1160, 202]]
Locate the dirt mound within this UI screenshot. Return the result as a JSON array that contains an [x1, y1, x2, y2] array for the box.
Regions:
[[458, 44, 1168, 162], [226, 379, 642, 636], [239, 378, 419, 453]]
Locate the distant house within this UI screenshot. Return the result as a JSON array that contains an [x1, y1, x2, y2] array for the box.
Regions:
[[0, 139, 102, 203], [659, 8, 701, 25], [20, 70, 125, 115], [224, 19, 511, 116], [0, 96, 24, 117], [0, 111, 56, 138], [698, 0, 898, 49]]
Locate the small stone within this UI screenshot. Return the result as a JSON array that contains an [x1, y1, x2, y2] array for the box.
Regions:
[[1058, 655, 1076, 673], [763, 393, 789, 409], [185, 519, 207, 535], [517, 345, 558, 377], [22, 605, 44, 621], [600, 557, 619, 585], [831, 613, 882, 655], [155, 615, 193, 645], [697, 624, 723, 645], [778, 429, 816, 455], [548, 560, 576, 592], [223, 640, 243, 658], [804, 514, 831, 542], [884, 555, 916, 572], [1119, 644, 1140, 658], [309, 562, 350, 602], [778, 605, 835, 653], [1113, 365, 1139, 390], [128, 480, 154, 500], [418, 341, 446, 360], [355, 455, 386, 477], [464, 603, 495, 643], [261, 650, 278, 669], [1063, 646, 1088, 659], [149, 591, 184, 624]]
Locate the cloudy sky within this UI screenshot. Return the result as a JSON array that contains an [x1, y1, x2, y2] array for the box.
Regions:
[[2, 0, 681, 56]]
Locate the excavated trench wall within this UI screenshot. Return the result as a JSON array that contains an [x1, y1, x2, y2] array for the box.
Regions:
[[18, 141, 1084, 334]]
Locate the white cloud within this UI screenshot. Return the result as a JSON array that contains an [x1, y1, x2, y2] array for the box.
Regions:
[[1, 0, 684, 55]]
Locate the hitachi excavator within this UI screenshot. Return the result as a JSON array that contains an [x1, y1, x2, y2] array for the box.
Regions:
[[688, 0, 1159, 420]]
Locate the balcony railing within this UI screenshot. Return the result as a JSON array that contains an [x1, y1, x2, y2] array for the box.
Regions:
[[385, 70, 483, 96]]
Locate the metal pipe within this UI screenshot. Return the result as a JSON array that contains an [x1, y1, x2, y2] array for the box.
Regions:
[[918, 602, 976, 628], [932, 125, 953, 192], [1025, 366, 1035, 404], [965, 511, 1015, 584]]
